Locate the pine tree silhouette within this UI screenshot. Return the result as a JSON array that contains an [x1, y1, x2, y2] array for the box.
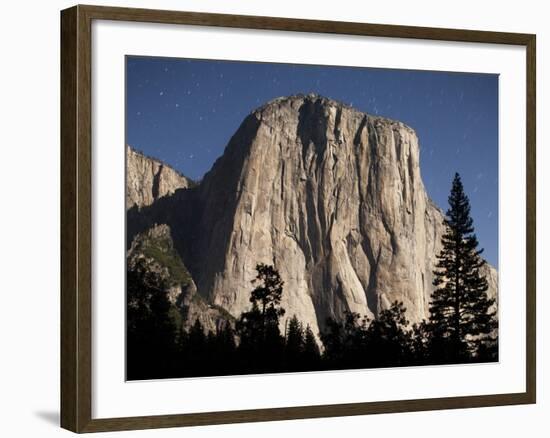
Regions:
[[303, 325, 321, 370], [365, 301, 412, 367], [429, 173, 497, 363], [237, 264, 286, 373], [126, 258, 178, 379], [285, 315, 305, 369], [250, 263, 285, 324], [321, 311, 369, 368], [187, 319, 207, 374]]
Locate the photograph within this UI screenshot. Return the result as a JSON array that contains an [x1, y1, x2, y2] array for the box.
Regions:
[[125, 56, 499, 381]]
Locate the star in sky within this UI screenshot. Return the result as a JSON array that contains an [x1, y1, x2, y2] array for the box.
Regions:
[[125, 56, 499, 266]]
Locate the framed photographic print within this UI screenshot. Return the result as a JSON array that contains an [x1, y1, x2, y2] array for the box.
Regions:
[[60, 4, 536, 433]]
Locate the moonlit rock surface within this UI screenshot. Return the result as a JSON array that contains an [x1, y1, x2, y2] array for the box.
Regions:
[[126, 146, 191, 209], [193, 94, 498, 334]]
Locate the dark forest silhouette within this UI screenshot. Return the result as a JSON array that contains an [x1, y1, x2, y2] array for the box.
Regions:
[[127, 173, 498, 380]]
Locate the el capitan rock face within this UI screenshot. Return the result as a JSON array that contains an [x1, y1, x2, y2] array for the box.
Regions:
[[127, 94, 498, 337], [192, 94, 497, 334]]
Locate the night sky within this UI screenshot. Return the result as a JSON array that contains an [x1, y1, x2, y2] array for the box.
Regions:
[[126, 56, 499, 267]]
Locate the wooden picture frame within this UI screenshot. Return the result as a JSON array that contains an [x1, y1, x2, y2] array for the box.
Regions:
[[61, 4, 536, 433]]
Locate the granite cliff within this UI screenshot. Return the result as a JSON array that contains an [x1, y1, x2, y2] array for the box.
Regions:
[[127, 94, 497, 337], [126, 146, 192, 210]]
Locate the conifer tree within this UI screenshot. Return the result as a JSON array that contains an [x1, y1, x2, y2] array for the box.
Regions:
[[429, 173, 496, 362], [214, 323, 237, 375], [365, 301, 411, 366], [189, 319, 206, 352], [285, 315, 305, 369], [126, 258, 178, 379], [303, 325, 321, 369], [250, 263, 285, 325], [237, 264, 286, 372], [321, 311, 368, 367], [187, 319, 207, 374]]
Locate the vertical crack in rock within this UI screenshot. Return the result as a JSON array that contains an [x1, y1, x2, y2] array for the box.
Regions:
[[151, 164, 163, 200]]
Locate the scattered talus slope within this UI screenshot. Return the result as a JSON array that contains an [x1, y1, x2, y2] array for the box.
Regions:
[[127, 94, 497, 336]]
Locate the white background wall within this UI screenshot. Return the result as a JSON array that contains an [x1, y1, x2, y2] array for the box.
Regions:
[[0, 0, 546, 436]]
